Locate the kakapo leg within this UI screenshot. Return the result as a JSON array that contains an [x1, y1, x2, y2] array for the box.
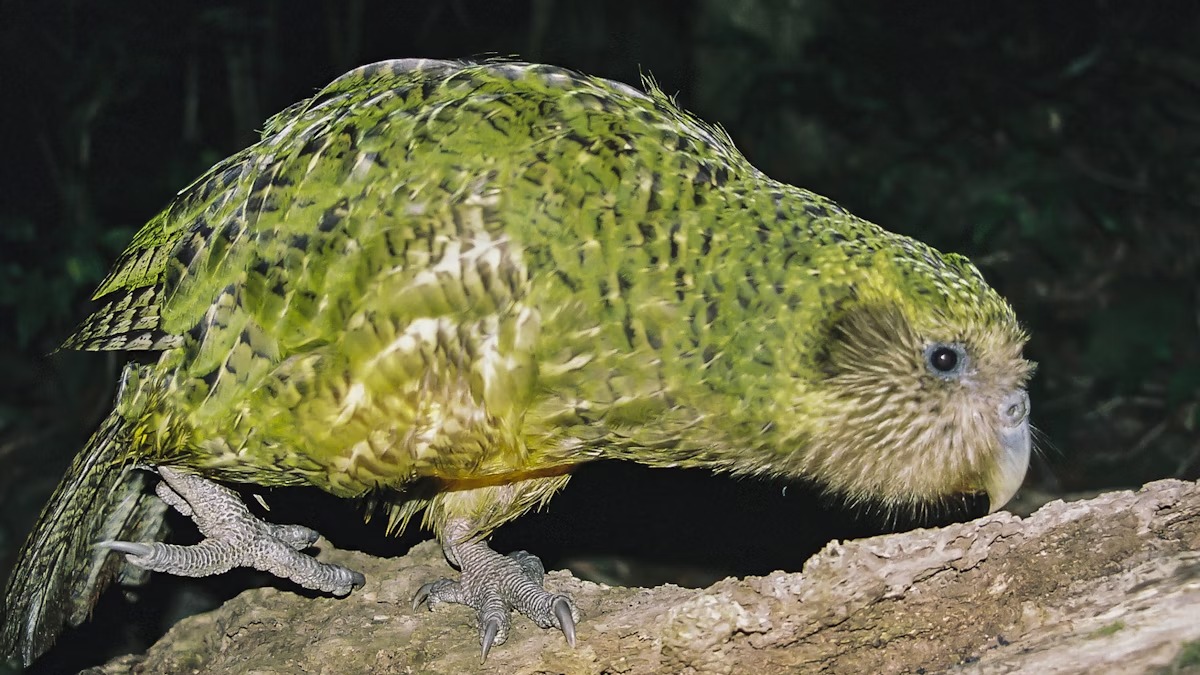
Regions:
[[99, 466, 364, 595], [413, 518, 579, 660]]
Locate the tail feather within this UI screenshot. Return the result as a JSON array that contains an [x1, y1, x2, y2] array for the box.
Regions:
[[1, 412, 168, 666]]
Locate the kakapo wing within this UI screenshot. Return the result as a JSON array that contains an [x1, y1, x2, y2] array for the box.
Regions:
[[112, 60, 550, 491], [59, 143, 261, 352]]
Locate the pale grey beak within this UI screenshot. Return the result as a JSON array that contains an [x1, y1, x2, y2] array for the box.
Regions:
[[986, 389, 1031, 513]]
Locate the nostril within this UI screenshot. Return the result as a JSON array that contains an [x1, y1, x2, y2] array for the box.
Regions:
[[1001, 391, 1029, 425]]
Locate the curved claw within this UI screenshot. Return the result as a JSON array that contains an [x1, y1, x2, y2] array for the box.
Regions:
[[271, 524, 321, 550], [412, 582, 435, 611], [480, 618, 501, 661], [337, 569, 367, 595], [96, 540, 155, 558], [553, 596, 576, 647]]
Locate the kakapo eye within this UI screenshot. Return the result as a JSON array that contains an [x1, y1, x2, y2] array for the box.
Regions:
[[925, 343, 967, 376]]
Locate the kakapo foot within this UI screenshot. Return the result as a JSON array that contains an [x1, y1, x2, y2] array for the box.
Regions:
[[413, 527, 578, 660], [99, 466, 364, 595]]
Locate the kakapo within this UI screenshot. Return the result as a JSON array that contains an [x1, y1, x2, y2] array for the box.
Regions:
[[2, 59, 1033, 664]]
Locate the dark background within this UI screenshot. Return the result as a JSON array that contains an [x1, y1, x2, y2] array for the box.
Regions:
[[1, 1, 1197, 671]]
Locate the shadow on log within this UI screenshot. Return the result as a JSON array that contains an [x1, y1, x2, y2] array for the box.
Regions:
[[90, 479, 1199, 674]]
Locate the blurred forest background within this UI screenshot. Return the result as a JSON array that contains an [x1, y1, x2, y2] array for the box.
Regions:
[[0, 0, 1197, 671]]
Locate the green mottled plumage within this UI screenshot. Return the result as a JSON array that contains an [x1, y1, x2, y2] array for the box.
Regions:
[[4, 59, 1032, 664]]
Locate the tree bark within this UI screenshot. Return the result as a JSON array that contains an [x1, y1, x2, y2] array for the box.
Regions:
[[91, 479, 1200, 675]]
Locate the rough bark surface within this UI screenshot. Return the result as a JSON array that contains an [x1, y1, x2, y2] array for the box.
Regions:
[[90, 479, 1200, 675]]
